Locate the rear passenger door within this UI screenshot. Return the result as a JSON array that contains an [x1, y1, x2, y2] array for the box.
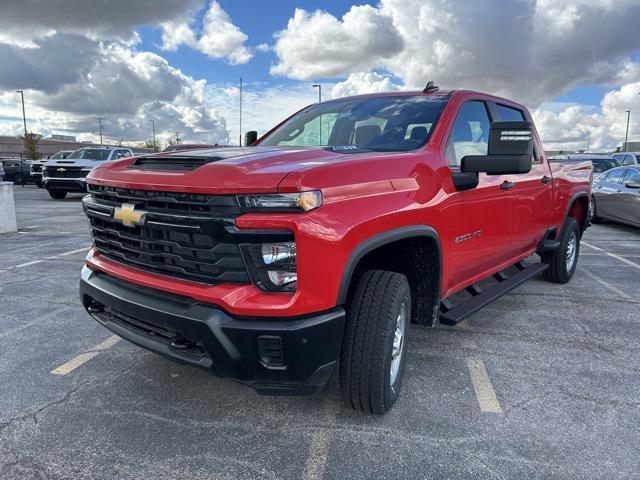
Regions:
[[493, 103, 552, 254], [446, 100, 516, 290]]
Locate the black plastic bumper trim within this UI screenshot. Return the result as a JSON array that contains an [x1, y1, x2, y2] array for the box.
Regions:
[[79, 266, 345, 394]]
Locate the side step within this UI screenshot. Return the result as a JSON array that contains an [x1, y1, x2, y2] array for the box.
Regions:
[[439, 263, 549, 326]]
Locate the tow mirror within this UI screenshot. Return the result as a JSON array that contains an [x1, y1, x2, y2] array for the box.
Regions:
[[625, 179, 640, 189], [244, 130, 258, 146], [461, 121, 533, 176]]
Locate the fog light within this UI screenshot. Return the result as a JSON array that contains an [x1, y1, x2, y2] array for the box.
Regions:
[[241, 242, 297, 292]]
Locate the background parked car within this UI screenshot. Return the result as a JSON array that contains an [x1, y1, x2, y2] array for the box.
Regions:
[[31, 150, 74, 188], [0, 158, 31, 184], [0, 161, 4, 181], [42, 147, 133, 199], [549, 154, 620, 181], [591, 165, 640, 228], [612, 152, 640, 166]]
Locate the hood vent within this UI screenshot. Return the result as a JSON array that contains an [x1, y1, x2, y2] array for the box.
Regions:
[[130, 155, 223, 171]]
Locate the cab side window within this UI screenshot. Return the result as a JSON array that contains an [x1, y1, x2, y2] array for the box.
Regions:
[[496, 104, 525, 121], [446, 101, 491, 167]]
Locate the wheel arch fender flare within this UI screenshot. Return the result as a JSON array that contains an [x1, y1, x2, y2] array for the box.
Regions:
[[563, 191, 590, 233], [336, 225, 442, 306]]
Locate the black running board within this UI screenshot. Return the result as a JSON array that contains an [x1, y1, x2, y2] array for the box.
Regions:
[[439, 263, 549, 326]]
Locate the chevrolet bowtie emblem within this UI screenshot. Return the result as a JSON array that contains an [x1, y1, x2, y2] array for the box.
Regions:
[[57, 167, 66, 172], [113, 203, 147, 227]]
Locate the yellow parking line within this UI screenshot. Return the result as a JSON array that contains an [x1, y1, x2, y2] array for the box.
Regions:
[[467, 357, 503, 413], [303, 430, 331, 480], [51, 352, 100, 375], [51, 335, 121, 375]]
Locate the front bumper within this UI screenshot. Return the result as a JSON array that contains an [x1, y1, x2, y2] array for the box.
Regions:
[[79, 266, 345, 395], [44, 178, 87, 191]]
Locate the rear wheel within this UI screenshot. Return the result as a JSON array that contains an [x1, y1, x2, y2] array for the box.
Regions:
[[48, 190, 67, 200], [340, 270, 411, 414], [589, 198, 602, 224], [543, 217, 580, 283]]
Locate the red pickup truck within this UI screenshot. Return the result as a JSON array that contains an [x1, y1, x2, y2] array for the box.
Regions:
[[80, 87, 592, 414]]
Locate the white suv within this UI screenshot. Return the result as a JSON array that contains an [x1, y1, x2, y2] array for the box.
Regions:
[[612, 152, 640, 166]]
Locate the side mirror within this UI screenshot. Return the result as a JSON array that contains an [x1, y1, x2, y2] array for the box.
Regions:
[[625, 180, 640, 189], [461, 121, 533, 175], [244, 130, 258, 146]]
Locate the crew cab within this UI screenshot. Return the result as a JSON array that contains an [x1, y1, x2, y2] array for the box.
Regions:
[[79, 88, 591, 414], [43, 147, 133, 199]]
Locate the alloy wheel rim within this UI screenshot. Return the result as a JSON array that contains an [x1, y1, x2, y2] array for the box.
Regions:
[[566, 232, 577, 271], [390, 300, 407, 385]]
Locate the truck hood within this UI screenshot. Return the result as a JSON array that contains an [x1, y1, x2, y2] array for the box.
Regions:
[[87, 146, 388, 194]]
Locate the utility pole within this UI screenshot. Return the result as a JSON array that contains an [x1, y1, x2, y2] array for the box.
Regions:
[[96, 117, 104, 145], [175, 132, 180, 144], [150, 119, 156, 151], [239, 76, 243, 146], [586, 133, 590, 153], [624, 110, 631, 152]]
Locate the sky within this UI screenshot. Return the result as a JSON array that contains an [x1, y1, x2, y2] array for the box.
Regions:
[[1, 0, 640, 152]]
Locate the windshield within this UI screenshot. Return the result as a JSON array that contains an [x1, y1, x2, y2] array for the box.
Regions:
[[67, 149, 111, 160], [50, 151, 68, 159], [260, 95, 448, 152], [591, 158, 620, 173]]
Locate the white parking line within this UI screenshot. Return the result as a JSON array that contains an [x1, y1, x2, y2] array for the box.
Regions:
[[51, 335, 121, 375], [582, 240, 640, 270], [580, 268, 632, 300], [0, 247, 90, 272], [303, 430, 331, 480], [467, 357, 503, 413]]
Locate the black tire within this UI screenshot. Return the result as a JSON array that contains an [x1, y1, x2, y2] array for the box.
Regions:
[[589, 198, 602, 224], [543, 217, 580, 283], [340, 270, 411, 414], [48, 190, 67, 200], [36, 180, 44, 188]]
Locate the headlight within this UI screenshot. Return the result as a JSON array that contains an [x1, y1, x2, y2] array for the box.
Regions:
[[241, 242, 297, 292], [237, 191, 322, 212]]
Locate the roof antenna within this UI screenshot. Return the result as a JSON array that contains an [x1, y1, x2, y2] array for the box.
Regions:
[[423, 81, 439, 94]]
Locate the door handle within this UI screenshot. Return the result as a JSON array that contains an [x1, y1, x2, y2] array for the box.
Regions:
[[500, 181, 515, 191], [541, 175, 552, 184]]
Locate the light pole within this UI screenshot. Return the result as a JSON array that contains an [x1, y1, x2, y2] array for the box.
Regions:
[[15, 90, 27, 136], [239, 77, 243, 146], [312, 84, 322, 102], [624, 110, 631, 152], [149, 119, 156, 152]]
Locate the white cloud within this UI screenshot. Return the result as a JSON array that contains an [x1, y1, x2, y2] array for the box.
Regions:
[[331, 72, 401, 98], [271, 6, 404, 80], [533, 80, 640, 151], [0, 35, 229, 145], [272, 0, 640, 106], [161, 1, 252, 65]]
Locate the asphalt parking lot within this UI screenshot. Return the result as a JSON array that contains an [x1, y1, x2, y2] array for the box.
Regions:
[[1, 185, 639, 479]]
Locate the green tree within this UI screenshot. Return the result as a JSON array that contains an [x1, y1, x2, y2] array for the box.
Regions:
[[19, 132, 41, 159], [143, 139, 159, 152]]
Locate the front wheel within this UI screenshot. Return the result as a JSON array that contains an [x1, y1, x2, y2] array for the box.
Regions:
[[48, 190, 67, 200], [589, 198, 602, 224], [543, 217, 580, 283], [340, 270, 411, 414], [36, 180, 44, 188]]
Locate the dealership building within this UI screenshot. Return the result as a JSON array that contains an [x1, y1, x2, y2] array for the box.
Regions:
[[0, 135, 152, 158]]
